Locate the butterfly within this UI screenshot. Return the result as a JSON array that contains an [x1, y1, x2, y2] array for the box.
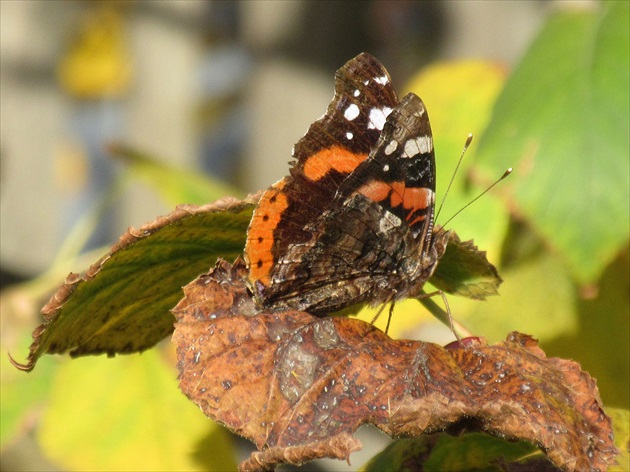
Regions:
[[245, 53, 449, 315]]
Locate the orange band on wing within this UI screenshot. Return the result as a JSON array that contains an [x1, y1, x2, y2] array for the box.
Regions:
[[245, 179, 289, 286], [356, 181, 395, 204], [356, 182, 432, 226], [402, 187, 433, 227], [303, 145, 367, 181]]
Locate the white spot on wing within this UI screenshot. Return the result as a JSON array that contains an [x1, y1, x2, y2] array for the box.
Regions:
[[367, 106, 393, 130], [403, 139, 420, 158], [346, 131, 353, 140], [384, 140, 398, 155], [402, 136, 432, 158], [379, 212, 402, 233], [353, 89, 360, 97], [344, 104, 360, 121], [417, 135, 432, 154], [374, 75, 389, 85]]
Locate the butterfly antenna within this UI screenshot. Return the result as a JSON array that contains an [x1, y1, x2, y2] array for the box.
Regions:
[[435, 134, 474, 222], [441, 167, 512, 228]]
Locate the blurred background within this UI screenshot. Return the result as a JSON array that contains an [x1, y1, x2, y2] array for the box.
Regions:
[[4, 1, 627, 471], [0, 0, 546, 279]]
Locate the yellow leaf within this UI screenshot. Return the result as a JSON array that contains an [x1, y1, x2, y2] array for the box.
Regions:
[[58, 6, 132, 98], [38, 349, 236, 471], [405, 61, 506, 141]]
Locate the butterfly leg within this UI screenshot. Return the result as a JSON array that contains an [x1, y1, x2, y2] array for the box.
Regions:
[[384, 301, 396, 335], [416, 290, 472, 340], [370, 292, 397, 334]]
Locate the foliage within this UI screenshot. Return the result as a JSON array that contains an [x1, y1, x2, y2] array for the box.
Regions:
[[2, 3, 628, 470]]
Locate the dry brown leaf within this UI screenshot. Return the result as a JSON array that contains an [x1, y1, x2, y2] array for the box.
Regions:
[[173, 259, 617, 472]]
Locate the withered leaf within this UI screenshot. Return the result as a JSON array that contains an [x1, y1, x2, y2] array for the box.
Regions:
[[11, 196, 257, 372], [173, 259, 617, 472]]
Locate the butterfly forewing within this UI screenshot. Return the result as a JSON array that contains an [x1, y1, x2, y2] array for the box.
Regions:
[[245, 53, 398, 289]]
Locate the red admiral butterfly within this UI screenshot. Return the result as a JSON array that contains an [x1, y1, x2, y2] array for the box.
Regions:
[[245, 53, 449, 314]]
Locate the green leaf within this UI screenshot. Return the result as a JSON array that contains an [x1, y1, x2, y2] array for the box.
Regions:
[[37, 349, 236, 471], [476, 3, 630, 284], [608, 408, 630, 472], [109, 143, 242, 206], [361, 433, 547, 472], [13, 198, 255, 371], [430, 232, 502, 299]]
